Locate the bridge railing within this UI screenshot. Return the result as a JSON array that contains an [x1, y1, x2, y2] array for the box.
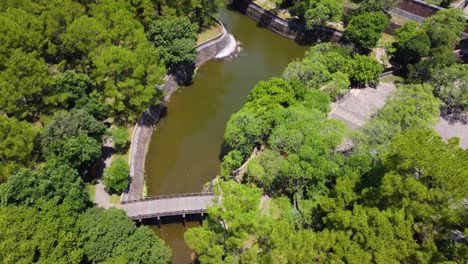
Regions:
[[121, 192, 215, 204], [128, 209, 209, 220]]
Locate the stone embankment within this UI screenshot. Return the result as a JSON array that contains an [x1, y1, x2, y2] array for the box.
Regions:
[[123, 21, 237, 202], [235, 0, 343, 42]]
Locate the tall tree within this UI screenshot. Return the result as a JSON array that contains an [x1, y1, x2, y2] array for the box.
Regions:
[[93, 44, 165, 121], [345, 11, 389, 52], [41, 110, 105, 169], [0, 7, 45, 66], [0, 116, 37, 182], [80, 208, 171, 263], [147, 17, 198, 67], [0, 206, 84, 264], [0, 50, 51, 119]]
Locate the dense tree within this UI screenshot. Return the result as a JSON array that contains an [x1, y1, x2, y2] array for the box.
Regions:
[[0, 165, 90, 211], [191, 128, 467, 262], [185, 181, 263, 263], [111, 127, 130, 153], [60, 16, 108, 69], [296, 0, 343, 30], [345, 11, 389, 51], [90, 0, 147, 46], [423, 8, 466, 49], [0, 50, 51, 119], [41, 110, 105, 169], [282, 43, 353, 97], [160, 0, 222, 28], [80, 208, 171, 263], [344, 54, 383, 86], [393, 28, 430, 66], [41, 0, 85, 59], [0, 206, 172, 263], [93, 44, 165, 121], [147, 17, 198, 67], [0, 206, 84, 263], [430, 64, 468, 112], [44, 70, 95, 110], [0, 116, 38, 182], [220, 150, 244, 177], [0, 7, 44, 66], [102, 159, 129, 193]]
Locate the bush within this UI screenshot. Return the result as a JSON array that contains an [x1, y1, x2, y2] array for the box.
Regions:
[[345, 54, 383, 86], [220, 150, 244, 177], [111, 127, 130, 153], [345, 11, 389, 51], [102, 159, 129, 193]]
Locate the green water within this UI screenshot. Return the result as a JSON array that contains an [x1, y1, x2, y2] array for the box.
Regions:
[[145, 5, 307, 263]]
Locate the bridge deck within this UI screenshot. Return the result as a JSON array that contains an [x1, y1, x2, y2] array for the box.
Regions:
[[120, 193, 217, 220]]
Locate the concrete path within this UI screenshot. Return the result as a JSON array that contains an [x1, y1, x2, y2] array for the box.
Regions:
[[328, 83, 397, 130], [94, 138, 113, 209], [329, 81, 468, 150], [435, 117, 468, 148]]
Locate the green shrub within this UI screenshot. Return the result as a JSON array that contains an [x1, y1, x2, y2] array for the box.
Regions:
[[111, 127, 129, 153], [102, 159, 129, 193]]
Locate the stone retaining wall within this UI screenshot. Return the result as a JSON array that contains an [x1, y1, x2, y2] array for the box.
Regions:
[[123, 21, 232, 202], [236, 0, 343, 43]]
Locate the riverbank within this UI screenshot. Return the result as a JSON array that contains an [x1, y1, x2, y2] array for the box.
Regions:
[[123, 19, 237, 202]]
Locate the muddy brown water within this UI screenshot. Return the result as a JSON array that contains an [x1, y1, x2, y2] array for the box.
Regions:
[[145, 5, 307, 263]]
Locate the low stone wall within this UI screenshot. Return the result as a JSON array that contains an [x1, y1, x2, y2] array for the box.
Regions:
[[122, 21, 233, 202], [236, 0, 343, 43]]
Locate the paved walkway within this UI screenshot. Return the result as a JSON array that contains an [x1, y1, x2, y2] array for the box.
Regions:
[[120, 193, 216, 220], [94, 138, 113, 209], [435, 117, 468, 148], [329, 80, 468, 150], [328, 83, 397, 130]]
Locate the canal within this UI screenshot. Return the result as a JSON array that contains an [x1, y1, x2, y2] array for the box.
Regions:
[[145, 4, 307, 263]]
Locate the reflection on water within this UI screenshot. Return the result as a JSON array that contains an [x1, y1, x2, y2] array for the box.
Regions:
[[150, 219, 200, 264]]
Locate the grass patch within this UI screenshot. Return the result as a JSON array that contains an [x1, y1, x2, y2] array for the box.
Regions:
[[143, 179, 148, 198], [86, 183, 96, 201], [253, 0, 293, 20], [109, 194, 121, 204], [343, 0, 359, 9], [110, 124, 134, 163], [197, 25, 223, 46], [380, 74, 404, 84], [390, 13, 413, 26], [380, 33, 395, 44]]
